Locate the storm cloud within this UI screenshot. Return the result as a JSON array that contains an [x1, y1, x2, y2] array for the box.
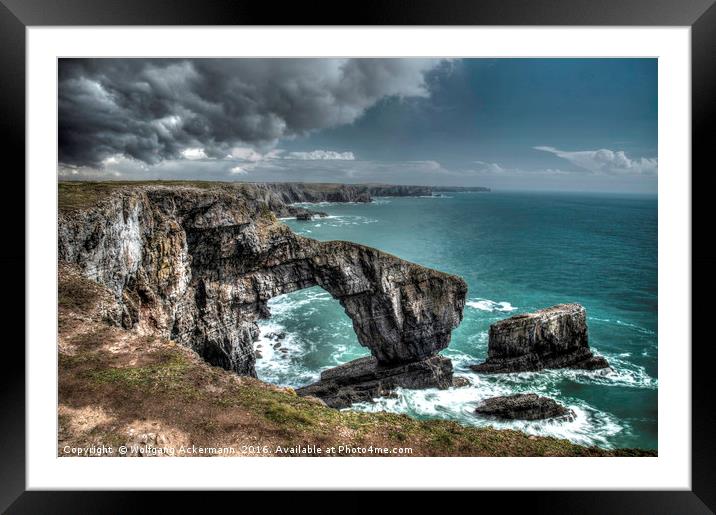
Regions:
[[58, 58, 445, 167]]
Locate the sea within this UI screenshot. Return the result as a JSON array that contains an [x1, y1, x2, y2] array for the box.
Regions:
[[255, 191, 658, 450]]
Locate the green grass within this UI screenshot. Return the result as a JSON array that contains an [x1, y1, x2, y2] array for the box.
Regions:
[[58, 270, 101, 310], [57, 261, 657, 457], [58, 181, 226, 212], [85, 350, 198, 396], [263, 402, 316, 427], [63, 337, 657, 456]]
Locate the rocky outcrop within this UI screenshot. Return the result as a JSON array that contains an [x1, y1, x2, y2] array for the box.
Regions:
[[474, 393, 574, 421], [452, 376, 472, 387], [295, 355, 453, 408], [471, 304, 609, 374], [58, 183, 467, 380]]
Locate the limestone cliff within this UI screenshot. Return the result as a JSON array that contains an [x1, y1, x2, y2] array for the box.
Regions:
[[58, 183, 467, 384]]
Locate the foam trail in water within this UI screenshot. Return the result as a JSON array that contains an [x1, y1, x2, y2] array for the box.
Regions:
[[466, 298, 518, 312], [286, 214, 378, 235]]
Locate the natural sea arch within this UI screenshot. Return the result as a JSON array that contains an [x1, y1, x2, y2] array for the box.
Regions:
[[183, 215, 468, 376]]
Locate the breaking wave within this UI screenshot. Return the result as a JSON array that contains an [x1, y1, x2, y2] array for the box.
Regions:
[[466, 298, 518, 312]]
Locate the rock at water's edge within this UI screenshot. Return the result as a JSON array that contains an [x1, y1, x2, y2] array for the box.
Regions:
[[296, 355, 454, 409], [471, 304, 609, 374], [474, 393, 574, 421], [452, 376, 472, 388]]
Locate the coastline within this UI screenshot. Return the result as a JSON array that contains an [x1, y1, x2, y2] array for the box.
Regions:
[[57, 181, 656, 457], [58, 262, 654, 457]]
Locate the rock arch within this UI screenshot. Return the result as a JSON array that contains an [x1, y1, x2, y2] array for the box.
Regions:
[[182, 219, 468, 377], [59, 185, 468, 398]]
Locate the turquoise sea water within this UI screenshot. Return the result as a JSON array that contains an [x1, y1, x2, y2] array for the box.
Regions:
[[255, 192, 658, 450]]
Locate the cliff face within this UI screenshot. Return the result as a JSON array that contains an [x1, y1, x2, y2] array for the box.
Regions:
[[244, 182, 489, 208], [59, 184, 467, 380], [251, 182, 434, 207]]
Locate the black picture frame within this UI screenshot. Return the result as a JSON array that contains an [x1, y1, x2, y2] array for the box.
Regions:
[[2, 0, 714, 511]]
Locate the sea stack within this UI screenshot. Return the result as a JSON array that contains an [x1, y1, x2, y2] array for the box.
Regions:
[[471, 304, 609, 374]]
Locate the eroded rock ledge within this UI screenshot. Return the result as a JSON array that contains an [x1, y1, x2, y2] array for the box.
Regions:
[[471, 304, 609, 374], [296, 355, 454, 409], [58, 183, 467, 388]]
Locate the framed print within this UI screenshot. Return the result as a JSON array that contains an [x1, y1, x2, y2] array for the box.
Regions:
[[3, 0, 715, 511]]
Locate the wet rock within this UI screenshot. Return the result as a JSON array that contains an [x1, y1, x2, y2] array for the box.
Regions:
[[266, 331, 286, 341], [471, 304, 609, 374], [296, 212, 313, 221], [296, 355, 454, 409], [452, 376, 472, 387], [474, 393, 574, 421]]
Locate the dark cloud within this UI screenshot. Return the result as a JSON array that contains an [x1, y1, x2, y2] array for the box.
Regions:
[[59, 58, 444, 167]]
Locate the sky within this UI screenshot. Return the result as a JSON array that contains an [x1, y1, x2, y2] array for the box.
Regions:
[[58, 58, 657, 193]]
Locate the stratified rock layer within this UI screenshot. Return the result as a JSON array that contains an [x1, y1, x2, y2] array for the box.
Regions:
[[296, 355, 454, 408], [471, 304, 609, 374], [58, 183, 467, 378], [474, 393, 574, 421]]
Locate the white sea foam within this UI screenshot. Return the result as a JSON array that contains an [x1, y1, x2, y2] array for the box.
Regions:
[[615, 320, 656, 335], [254, 320, 309, 387], [466, 298, 517, 312], [254, 290, 336, 387], [350, 379, 626, 449], [465, 358, 658, 391], [252, 263, 654, 449], [256, 297, 656, 448], [347, 341, 656, 448], [288, 214, 378, 233], [591, 317, 656, 336]]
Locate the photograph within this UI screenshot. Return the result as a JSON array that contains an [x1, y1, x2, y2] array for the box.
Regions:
[[56, 57, 658, 458]]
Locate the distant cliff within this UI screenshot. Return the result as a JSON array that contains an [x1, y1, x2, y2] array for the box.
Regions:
[[252, 182, 435, 205], [432, 186, 491, 192], [244, 182, 489, 208]]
